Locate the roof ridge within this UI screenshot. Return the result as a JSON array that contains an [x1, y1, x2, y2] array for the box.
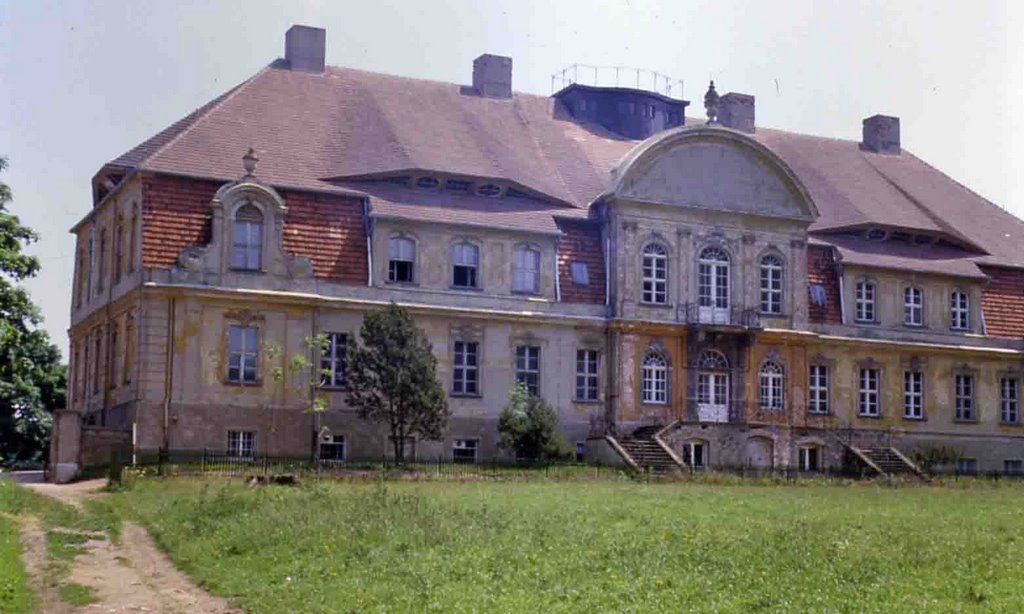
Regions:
[[138, 66, 271, 171], [901, 149, 1024, 226], [323, 64, 554, 103]]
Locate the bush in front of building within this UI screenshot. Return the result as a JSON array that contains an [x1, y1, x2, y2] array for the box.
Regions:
[[497, 382, 572, 461]]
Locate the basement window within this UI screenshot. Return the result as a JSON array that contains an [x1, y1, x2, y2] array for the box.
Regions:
[[320, 435, 346, 461], [227, 430, 256, 458], [452, 439, 478, 464], [956, 458, 977, 475], [1004, 459, 1023, 475]]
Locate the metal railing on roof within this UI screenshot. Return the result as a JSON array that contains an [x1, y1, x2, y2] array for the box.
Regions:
[[551, 64, 685, 99]]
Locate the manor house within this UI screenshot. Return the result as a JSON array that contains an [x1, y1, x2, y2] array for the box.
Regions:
[[51, 25, 1024, 479]]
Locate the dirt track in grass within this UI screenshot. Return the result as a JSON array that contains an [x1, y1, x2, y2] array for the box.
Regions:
[[20, 478, 238, 613]]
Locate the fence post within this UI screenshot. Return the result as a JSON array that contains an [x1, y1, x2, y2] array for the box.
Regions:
[[201, 448, 207, 474]]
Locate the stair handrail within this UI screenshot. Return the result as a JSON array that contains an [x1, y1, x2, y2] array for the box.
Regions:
[[605, 435, 642, 472], [888, 446, 928, 479], [825, 431, 886, 476], [653, 421, 687, 469]]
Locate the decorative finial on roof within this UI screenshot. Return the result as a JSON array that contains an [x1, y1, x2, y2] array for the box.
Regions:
[[242, 148, 259, 177], [704, 80, 720, 125]]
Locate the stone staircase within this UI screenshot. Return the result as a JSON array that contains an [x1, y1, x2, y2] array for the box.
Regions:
[[849, 445, 925, 478], [614, 425, 684, 473]]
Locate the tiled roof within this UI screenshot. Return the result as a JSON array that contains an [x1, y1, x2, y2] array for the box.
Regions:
[[110, 61, 1024, 271], [822, 234, 988, 279]]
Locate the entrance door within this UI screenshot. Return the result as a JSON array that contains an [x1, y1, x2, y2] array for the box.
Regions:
[[697, 372, 729, 423], [698, 247, 730, 324]]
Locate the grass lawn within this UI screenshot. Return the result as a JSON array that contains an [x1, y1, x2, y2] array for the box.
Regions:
[[106, 477, 1024, 612], [0, 512, 33, 614]]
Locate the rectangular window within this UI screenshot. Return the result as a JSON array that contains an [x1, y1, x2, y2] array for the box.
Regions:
[[570, 262, 589, 285], [855, 282, 875, 322], [1001, 377, 1020, 424], [123, 315, 135, 386], [799, 446, 820, 472], [452, 243, 479, 288], [950, 291, 970, 330], [114, 223, 124, 284], [512, 248, 540, 293], [108, 327, 119, 390], [452, 341, 479, 395], [903, 371, 923, 419], [683, 441, 706, 470], [904, 287, 923, 326], [575, 442, 586, 462], [955, 374, 974, 421], [956, 458, 977, 475], [808, 365, 829, 414], [575, 349, 599, 402], [387, 237, 415, 283], [227, 324, 259, 384], [452, 439, 478, 464], [231, 218, 263, 270], [93, 334, 102, 395], [858, 368, 880, 417], [97, 232, 107, 292], [1004, 459, 1023, 475], [321, 333, 348, 388], [227, 430, 255, 458], [320, 435, 345, 461], [515, 345, 541, 396], [759, 257, 783, 314]]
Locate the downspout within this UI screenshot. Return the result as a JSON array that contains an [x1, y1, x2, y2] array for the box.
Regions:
[[604, 235, 611, 308], [554, 237, 561, 302], [311, 306, 320, 462], [836, 254, 846, 325], [162, 296, 176, 451], [363, 198, 373, 287]]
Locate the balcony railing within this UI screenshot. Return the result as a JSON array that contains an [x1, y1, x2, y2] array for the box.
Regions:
[[678, 303, 761, 328]]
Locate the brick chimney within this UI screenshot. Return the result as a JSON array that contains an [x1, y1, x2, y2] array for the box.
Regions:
[[285, 25, 326, 73], [472, 54, 512, 98], [862, 114, 900, 154], [719, 92, 755, 133]]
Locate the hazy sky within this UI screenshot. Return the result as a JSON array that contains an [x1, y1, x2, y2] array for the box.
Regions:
[[2, 0, 1023, 357]]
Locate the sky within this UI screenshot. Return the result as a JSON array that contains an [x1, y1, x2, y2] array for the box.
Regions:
[[2, 0, 1023, 357]]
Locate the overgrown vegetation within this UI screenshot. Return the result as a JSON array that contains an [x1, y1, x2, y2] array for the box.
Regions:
[[105, 477, 1024, 612], [0, 514, 32, 613], [497, 382, 571, 460], [58, 582, 98, 606]]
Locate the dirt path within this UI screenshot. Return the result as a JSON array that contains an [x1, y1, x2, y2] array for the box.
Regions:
[[20, 479, 239, 613]]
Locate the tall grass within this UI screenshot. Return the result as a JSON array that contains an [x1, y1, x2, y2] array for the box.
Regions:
[[109, 478, 1024, 612]]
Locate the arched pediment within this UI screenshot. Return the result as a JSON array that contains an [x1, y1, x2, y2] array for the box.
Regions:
[[609, 127, 818, 221]]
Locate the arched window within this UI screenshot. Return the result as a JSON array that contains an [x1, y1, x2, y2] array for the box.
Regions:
[[388, 236, 416, 283], [697, 350, 729, 421], [641, 243, 668, 304], [698, 247, 730, 317], [698, 349, 729, 370], [641, 350, 668, 404], [97, 229, 108, 292], [452, 242, 479, 288], [512, 246, 540, 293], [759, 254, 783, 314], [759, 361, 784, 410], [231, 203, 264, 271]]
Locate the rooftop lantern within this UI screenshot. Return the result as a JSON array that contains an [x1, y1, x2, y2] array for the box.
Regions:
[[704, 80, 720, 125]]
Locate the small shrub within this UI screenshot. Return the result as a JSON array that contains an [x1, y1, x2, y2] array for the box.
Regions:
[[497, 383, 571, 461]]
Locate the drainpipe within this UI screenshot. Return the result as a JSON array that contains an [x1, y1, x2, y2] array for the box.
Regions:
[[311, 306, 320, 462], [162, 296, 176, 451], [363, 198, 373, 286], [554, 237, 561, 302], [836, 255, 846, 325]]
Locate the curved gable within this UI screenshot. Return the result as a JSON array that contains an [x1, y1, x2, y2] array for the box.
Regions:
[[610, 127, 818, 221]]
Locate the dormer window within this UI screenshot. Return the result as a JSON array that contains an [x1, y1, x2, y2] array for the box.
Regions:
[[445, 179, 471, 192], [476, 184, 501, 197], [866, 229, 887, 240], [416, 176, 439, 189], [231, 203, 264, 271]]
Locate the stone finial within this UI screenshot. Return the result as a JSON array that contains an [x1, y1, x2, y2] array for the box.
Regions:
[[704, 80, 720, 124], [242, 148, 259, 176]]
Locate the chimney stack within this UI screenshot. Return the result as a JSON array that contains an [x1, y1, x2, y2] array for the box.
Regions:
[[472, 54, 512, 98], [719, 92, 755, 133], [285, 25, 326, 73], [861, 114, 900, 154]]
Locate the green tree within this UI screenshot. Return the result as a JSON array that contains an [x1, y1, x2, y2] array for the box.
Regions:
[[346, 303, 449, 463], [497, 382, 571, 461], [0, 157, 67, 466]]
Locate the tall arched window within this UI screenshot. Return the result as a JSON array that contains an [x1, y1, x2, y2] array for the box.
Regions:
[[697, 350, 729, 422], [231, 203, 264, 271], [512, 246, 540, 293], [641, 350, 668, 404], [759, 360, 784, 410], [641, 243, 668, 304], [759, 254, 783, 314], [698, 247, 730, 322], [388, 236, 416, 283], [97, 229, 108, 292]]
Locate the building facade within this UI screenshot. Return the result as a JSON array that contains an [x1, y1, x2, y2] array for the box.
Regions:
[[51, 26, 1024, 479]]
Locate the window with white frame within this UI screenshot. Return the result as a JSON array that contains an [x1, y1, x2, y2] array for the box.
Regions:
[[575, 349, 599, 402], [759, 255, 783, 314], [515, 345, 540, 396], [955, 374, 974, 420], [798, 446, 820, 472], [387, 236, 415, 283], [641, 243, 668, 304], [512, 246, 541, 293], [452, 439, 478, 464], [683, 441, 706, 469], [903, 371, 923, 419], [321, 333, 348, 388], [227, 324, 259, 384], [227, 430, 255, 458], [808, 365, 829, 414], [452, 243, 479, 288], [1001, 377, 1020, 424], [759, 361, 784, 410], [319, 435, 345, 461], [855, 281, 875, 322], [452, 341, 479, 395], [231, 203, 263, 271], [1004, 459, 1023, 475], [641, 350, 668, 404], [904, 287, 923, 326], [858, 367, 880, 416], [950, 291, 970, 330], [698, 247, 730, 309]]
